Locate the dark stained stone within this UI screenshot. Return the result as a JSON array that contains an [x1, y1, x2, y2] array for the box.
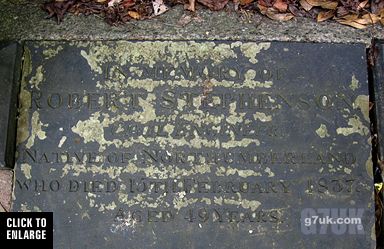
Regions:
[[371, 39, 384, 248], [13, 41, 375, 248], [372, 40, 384, 168], [0, 42, 21, 168]]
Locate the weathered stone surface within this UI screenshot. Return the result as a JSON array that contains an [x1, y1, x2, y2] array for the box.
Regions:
[[0, 1, 383, 44], [371, 39, 384, 248], [0, 42, 21, 168], [13, 41, 374, 248], [372, 40, 384, 165], [0, 169, 13, 212]]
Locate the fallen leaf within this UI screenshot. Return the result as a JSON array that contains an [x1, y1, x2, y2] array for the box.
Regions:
[[317, 10, 335, 22], [381, 9, 384, 25], [375, 183, 383, 192], [265, 8, 294, 21], [299, 0, 313, 11], [273, 0, 287, 12], [357, 0, 368, 10], [240, 0, 254, 5], [258, 0, 272, 7], [336, 6, 349, 17], [108, 0, 121, 7], [364, 13, 381, 23], [128, 11, 140, 19], [340, 13, 359, 21], [258, 3, 268, 13], [336, 19, 366, 29], [153, 0, 169, 15], [306, 0, 338, 10], [185, 0, 196, 11], [320, 1, 338, 10], [121, 0, 135, 8], [354, 13, 380, 25], [369, 101, 374, 111], [197, 0, 229, 11], [43, 0, 76, 23], [289, 5, 305, 17]]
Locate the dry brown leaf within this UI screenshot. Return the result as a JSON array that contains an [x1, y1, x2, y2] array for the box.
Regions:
[[265, 9, 294, 21], [364, 13, 381, 23], [321, 1, 338, 10], [380, 9, 384, 25], [240, 0, 254, 5], [258, 3, 268, 14], [273, 0, 287, 12], [299, 0, 313, 11], [128, 11, 140, 19], [336, 6, 349, 17], [197, 0, 229, 10], [257, 0, 269, 7], [317, 10, 335, 22], [354, 13, 381, 25], [121, 0, 135, 8], [306, 0, 338, 10], [340, 14, 359, 21], [357, 0, 368, 10], [185, 0, 196, 11], [153, 0, 169, 15], [336, 19, 366, 29]]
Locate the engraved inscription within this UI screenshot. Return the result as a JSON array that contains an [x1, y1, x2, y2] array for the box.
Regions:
[[13, 41, 373, 248]]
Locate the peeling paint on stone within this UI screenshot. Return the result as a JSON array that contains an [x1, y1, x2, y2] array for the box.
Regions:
[[253, 112, 272, 122], [264, 167, 275, 177], [20, 163, 31, 179], [30, 65, 44, 90], [214, 196, 261, 212], [216, 166, 262, 177], [344, 168, 352, 174], [365, 155, 373, 179], [58, 136, 67, 148], [316, 124, 330, 138], [353, 95, 369, 122], [43, 45, 63, 60], [16, 47, 32, 145], [349, 75, 359, 90], [26, 111, 48, 149], [336, 116, 369, 136], [234, 42, 271, 64]]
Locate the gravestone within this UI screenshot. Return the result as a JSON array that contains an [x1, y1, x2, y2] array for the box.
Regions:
[[13, 41, 375, 248], [0, 42, 21, 168]]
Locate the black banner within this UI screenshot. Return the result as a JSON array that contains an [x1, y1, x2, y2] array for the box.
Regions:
[[0, 212, 53, 248]]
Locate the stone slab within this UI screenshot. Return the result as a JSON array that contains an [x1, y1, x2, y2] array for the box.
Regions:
[[13, 41, 374, 248], [0, 42, 21, 168], [0, 169, 13, 212], [0, 1, 383, 44]]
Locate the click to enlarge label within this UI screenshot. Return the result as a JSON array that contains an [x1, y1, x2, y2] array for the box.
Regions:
[[13, 41, 374, 248]]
